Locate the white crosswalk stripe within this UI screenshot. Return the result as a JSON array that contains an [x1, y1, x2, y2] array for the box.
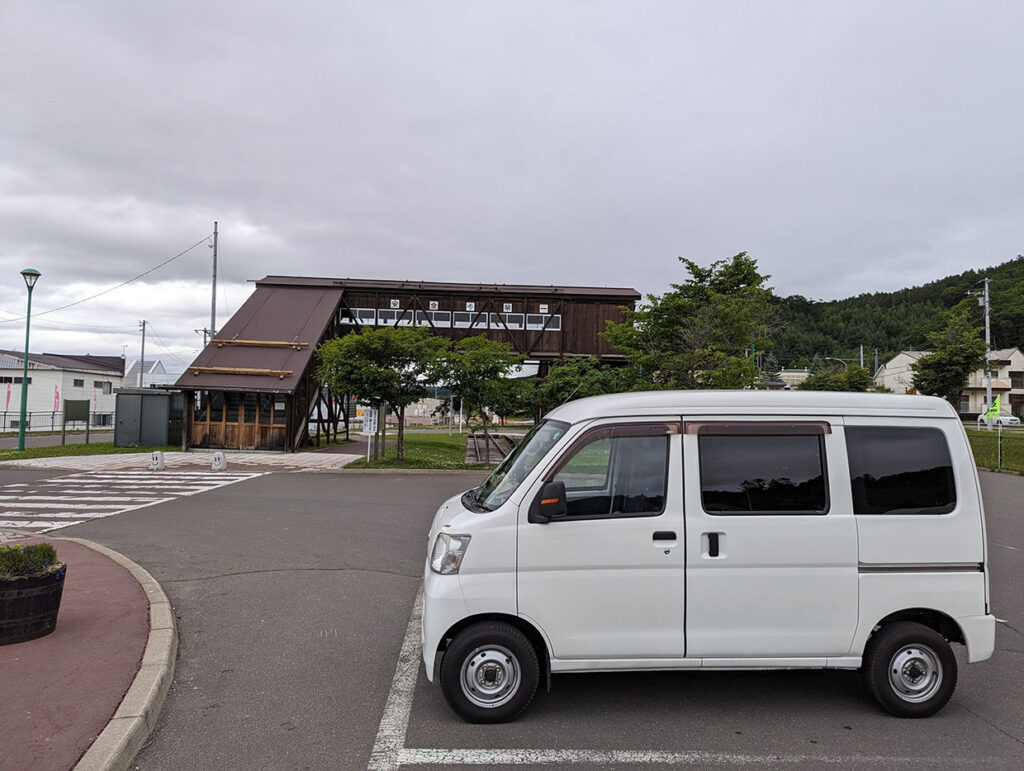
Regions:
[[0, 470, 264, 537]]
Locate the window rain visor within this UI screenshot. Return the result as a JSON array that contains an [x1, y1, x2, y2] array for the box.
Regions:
[[472, 420, 569, 510]]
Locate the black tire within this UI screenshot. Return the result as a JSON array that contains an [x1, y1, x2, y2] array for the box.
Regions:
[[862, 621, 958, 718], [439, 621, 540, 723]]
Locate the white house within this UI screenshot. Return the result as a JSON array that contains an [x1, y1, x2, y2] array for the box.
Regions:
[[874, 348, 1024, 418], [124, 359, 177, 388], [778, 368, 812, 389], [0, 351, 124, 432]]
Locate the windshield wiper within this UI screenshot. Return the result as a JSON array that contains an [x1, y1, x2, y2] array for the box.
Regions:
[[461, 489, 489, 513]]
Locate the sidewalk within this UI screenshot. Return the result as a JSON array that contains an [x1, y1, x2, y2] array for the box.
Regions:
[[0, 537, 173, 771], [0, 446, 363, 472]]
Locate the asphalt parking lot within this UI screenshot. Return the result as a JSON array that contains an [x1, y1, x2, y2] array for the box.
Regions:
[[41, 469, 1024, 769]]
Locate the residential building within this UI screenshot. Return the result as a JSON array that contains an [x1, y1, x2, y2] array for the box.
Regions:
[[124, 359, 178, 388], [778, 368, 812, 389], [874, 348, 1024, 418], [0, 351, 124, 431]]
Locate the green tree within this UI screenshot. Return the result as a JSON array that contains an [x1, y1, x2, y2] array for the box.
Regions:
[[485, 376, 536, 424], [760, 352, 782, 384], [603, 253, 774, 389], [911, 306, 987, 404], [316, 326, 447, 460], [534, 357, 631, 415], [436, 336, 525, 445], [797, 364, 873, 392]]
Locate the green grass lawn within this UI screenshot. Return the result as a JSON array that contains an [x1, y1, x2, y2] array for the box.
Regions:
[[965, 428, 1024, 474], [0, 442, 179, 462], [5, 426, 1020, 477], [346, 431, 490, 470]]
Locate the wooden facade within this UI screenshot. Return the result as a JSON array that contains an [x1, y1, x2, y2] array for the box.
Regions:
[[176, 276, 639, 452], [330, 278, 639, 361]]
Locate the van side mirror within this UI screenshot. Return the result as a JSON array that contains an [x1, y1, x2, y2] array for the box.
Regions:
[[529, 481, 568, 524]]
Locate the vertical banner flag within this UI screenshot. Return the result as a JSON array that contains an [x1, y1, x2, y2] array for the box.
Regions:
[[985, 395, 1001, 420], [54, 385, 61, 411]]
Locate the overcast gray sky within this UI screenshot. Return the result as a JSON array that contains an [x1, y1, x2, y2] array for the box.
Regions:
[[1, 1, 1021, 370]]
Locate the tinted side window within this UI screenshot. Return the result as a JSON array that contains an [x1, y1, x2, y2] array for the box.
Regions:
[[699, 432, 828, 514], [552, 425, 671, 519], [845, 427, 956, 514]]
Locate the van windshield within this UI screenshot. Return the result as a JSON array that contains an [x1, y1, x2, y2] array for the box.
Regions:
[[470, 419, 569, 511]]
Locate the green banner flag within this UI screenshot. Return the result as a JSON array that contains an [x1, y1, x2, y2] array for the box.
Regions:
[[984, 395, 1001, 420]]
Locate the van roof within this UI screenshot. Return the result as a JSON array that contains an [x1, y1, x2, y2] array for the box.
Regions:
[[545, 390, 959, 424]]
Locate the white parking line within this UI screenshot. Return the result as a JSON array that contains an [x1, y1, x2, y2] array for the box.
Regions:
[[368, 587, 423, 771], [369, 590, 994, 770], [396, 749, 960, 766]]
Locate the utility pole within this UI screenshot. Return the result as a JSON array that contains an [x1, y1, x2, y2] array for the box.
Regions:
[[210, 221, 218, 339], [138, 320, 147, 388], [983, 277, 992, 420], [859, 345, 864, 369]]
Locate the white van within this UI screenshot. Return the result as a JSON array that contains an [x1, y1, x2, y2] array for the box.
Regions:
[[422, 391, 995, 723]]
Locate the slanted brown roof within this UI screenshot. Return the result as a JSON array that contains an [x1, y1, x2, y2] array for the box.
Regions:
[[257, 275, 641, 301], [0, 350, 124, 376], [175, 283, 343, 394]]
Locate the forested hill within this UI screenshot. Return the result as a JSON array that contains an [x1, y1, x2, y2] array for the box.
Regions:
[[767, 256, 1024, 368]]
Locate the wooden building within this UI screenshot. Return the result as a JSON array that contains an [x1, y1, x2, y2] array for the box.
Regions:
[[176, 275, 639, 452]]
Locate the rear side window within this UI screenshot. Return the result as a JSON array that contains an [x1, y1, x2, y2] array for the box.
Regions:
[[696, 424, 829, 515], [845, 427, 956, 515]]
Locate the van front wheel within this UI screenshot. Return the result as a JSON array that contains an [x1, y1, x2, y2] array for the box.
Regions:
[[440, 621, 539, 723], [863, 621, 958, 718]]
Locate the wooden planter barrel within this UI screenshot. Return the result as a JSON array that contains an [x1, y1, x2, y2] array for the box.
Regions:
[[0, 564, 67, 645]]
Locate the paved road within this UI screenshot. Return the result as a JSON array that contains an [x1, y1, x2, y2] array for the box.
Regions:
[[47, 470, 1024, 770], [0, 469, 262, 535]]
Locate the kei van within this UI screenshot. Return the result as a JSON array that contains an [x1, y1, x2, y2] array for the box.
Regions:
[[422, 390, 996, 722]]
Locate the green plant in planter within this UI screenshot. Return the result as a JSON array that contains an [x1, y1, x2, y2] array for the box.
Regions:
[[1, 542, 68, 645], [0, 543, 62, 577]]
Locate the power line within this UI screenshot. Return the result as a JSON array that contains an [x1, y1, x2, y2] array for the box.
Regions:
[[0, 233, 213, 324], [144, 324, 194, 366]]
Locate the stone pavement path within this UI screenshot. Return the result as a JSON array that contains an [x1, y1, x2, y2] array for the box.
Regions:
[[0, 449, 361, 472]]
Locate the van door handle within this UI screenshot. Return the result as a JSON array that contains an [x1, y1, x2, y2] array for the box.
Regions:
[[704, 532, 723, 558], [652, 531, 677, 541]]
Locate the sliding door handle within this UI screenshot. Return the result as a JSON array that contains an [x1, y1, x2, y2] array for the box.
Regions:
[[703, 531, 724, 558]]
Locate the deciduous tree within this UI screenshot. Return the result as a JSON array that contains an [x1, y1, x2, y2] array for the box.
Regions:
[[436, 336, 524, 446], [316, 326, 447, 459], [603, 253, 774, 389], [911, 306, 987, 404]]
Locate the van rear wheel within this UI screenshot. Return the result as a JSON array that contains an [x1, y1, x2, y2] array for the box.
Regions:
[[863, 621, 957, 718], [440, 621, 539, 723]]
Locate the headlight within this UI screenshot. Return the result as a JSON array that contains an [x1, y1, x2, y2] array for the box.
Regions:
[[430, 533, 471, 575]]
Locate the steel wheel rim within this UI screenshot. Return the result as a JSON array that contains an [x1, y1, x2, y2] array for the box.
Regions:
[[460, 644, 520, 709], [888, 643, 943, 703]]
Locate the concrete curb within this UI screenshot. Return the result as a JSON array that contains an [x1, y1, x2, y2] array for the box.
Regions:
[[62, 538, 177, 771]]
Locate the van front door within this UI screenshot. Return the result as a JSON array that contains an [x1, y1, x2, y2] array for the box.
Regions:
[[517, 421, 684, 661], [682, 419, 859, 658]]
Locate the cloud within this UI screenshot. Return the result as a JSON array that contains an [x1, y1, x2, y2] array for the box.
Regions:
[[1, 0, 1022, 360]]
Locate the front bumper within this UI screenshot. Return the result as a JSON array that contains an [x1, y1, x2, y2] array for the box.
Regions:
[[421, 563, 469, 682]]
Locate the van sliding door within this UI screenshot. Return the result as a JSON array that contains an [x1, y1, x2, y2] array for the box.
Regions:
[[683, 419, 859, 658]]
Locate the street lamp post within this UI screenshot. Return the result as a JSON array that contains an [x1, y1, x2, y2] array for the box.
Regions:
[[17, 268, 41, 452]]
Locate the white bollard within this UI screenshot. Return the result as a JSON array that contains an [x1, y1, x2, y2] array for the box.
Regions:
[[148, 451, 165, 471], [211, 451, 227, 471]]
